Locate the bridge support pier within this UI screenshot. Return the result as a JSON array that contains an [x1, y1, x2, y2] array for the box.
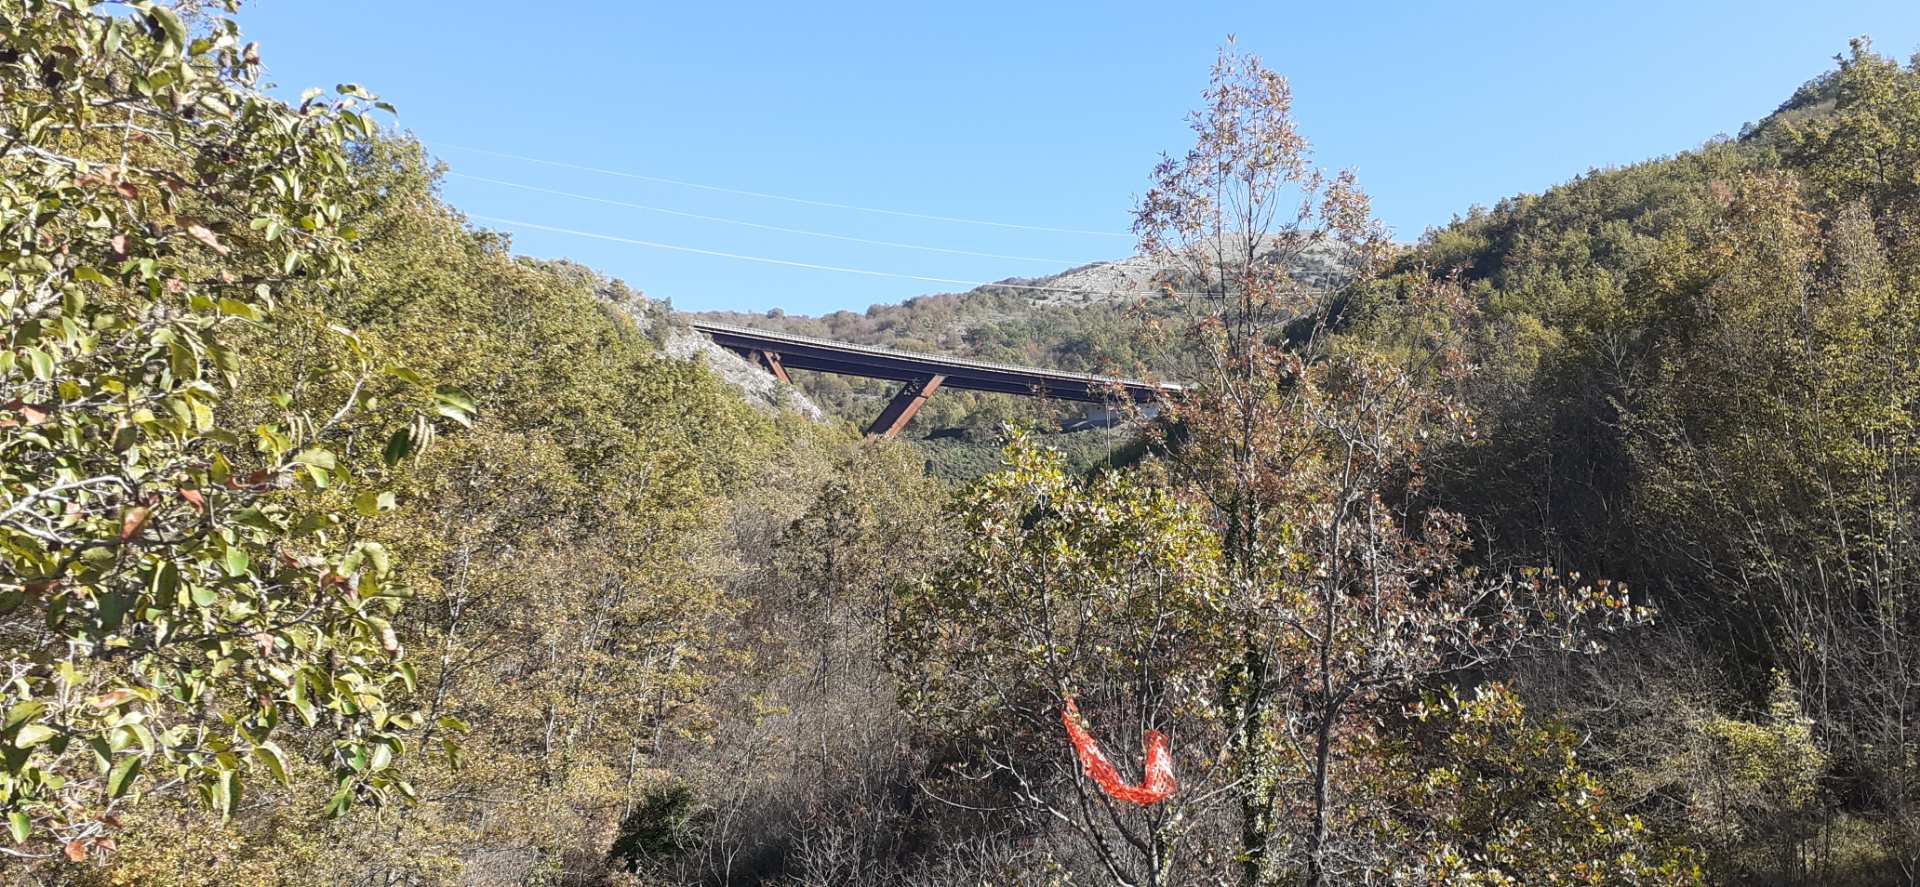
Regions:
[[751, 349, 791, 383], [866, 375, 945, 439]]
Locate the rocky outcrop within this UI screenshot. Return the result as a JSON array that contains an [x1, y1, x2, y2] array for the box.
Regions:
[[562, 261, 826, 421], [661, 324, 824, 419]]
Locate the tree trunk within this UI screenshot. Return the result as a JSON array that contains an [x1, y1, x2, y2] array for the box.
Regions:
[[1304, 708, 1336, 887]]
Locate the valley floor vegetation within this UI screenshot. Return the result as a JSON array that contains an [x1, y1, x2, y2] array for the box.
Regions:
[[4, 2, 1920, 885]]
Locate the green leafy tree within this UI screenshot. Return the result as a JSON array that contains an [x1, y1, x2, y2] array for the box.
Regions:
[[1691, 672, 1828, 880], [893, 435, 1228, 887], [1128, 44, 1653, 887], [0, 0, 463, 864], [1782, 38, 1920, 211], [1398, 684, 1703, 886], [1364, 42, 1920, 883]]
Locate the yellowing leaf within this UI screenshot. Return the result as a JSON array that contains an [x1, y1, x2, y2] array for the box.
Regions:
[[14, 724, 56, 748]]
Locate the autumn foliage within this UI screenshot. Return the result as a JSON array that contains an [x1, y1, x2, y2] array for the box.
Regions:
[[8, 2, 1920, 885]]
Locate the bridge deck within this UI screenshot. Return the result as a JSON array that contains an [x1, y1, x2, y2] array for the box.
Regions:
[[688, 320, 1184, 404]]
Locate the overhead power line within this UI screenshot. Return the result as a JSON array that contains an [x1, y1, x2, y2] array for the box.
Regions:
[[468, 214, 1185, 298], [447, 172, 1082, 265], [437, 143, 1135, 239]]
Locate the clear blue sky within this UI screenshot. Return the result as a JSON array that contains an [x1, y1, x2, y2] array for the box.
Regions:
[[238, 1, 1920, 316]]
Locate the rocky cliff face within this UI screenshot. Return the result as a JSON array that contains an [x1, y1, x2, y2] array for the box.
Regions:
[[571, 263, 826, 420], [659, 324, 824, 419], [1010, 237, 1354, 307]]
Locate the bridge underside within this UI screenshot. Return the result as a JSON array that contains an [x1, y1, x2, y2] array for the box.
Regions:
[[690, 321, 1180, 439]]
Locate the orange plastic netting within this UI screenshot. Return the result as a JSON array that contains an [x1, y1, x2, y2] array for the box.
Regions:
[[1060, 698, 1177, 805]]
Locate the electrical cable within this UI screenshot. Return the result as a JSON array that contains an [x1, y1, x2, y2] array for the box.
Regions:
[[437, 142, 1134, 238], [467, 214, 1188, 298], [448, 171, 1083, 265]]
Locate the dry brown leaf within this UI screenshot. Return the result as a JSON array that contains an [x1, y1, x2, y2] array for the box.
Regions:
[[185, 223, 230, 255], [119, 506, 151, 541], [1, 399, 51, 427], [91, 689, 135, 708]]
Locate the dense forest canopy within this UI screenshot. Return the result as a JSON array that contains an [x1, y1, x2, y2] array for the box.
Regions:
[[4, 2, 1920, 885]]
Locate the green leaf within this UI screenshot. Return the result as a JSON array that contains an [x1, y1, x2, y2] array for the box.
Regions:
[[212, 769, 239, 819], [288, 677, 316, 726], [224, 546, 250, 577], [440, 737, 464, 771], [364, 542, 391, 576], [25, 348, 53, 380], [188, 395, 213, 432], [218, 298, 263, 321], [123, 722, 155, 754], [97, 592, 133, 630], [293, 448, 336, 470], [167, 341, 195, 382], [381, 428, 413, 466], [322, 784, 354, 818], [146, 5, 187, 50], [106, 754, 143, 799], [433, 386, 476, 411], [14, 724, 56, 748], [7, 811, 28, 844], [252, 741, 290, 785], [152, 560, 181, 601], [5, 702, 45, 731], [432, 386, 476, 427]]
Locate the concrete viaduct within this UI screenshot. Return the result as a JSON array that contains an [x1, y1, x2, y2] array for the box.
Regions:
[[688, 320, 1185, 439]]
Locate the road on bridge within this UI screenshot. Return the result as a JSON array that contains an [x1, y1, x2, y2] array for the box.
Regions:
[[689, 320, 1185, 438]]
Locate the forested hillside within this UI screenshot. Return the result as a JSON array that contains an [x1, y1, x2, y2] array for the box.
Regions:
[[5, 3, 1920, 886], [0, 4, 895, 882], [1347, 38, 1920, 883]]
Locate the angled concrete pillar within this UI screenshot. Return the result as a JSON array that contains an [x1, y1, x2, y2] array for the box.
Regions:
[[866, 374, 945, 439]]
